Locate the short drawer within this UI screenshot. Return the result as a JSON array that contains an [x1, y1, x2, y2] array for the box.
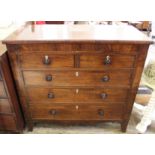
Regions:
[[19, 52, 74, 69], [23, 70, 132, 87], [80, 54, 135, 68], [27, 87, 128, 103], [30, 104, 124, 120], [0, 99, 12, 113], [0, 82, 7, 98], [0, 115, 17, 131]]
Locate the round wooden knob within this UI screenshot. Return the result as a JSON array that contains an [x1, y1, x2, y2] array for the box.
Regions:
[[43, 55, 51, 65], [102, 75, 109, 82], [98, 109, 104, 116], [48, 93, 55, 99], [46, 75, 52, 81], [104, 55, 111, 65], [49, 109, 57, 115], [101, 93, 107, 99]]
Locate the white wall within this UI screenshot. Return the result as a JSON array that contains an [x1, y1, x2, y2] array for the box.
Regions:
[[151, 21, 155, 37], [0, 21, 26, 53]]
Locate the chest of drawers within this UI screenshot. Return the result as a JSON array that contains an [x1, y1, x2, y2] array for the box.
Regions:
[[0, 52, 24, 132], [3, 24, 152, 132]]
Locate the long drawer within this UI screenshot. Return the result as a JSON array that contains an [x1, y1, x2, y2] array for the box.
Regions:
[[30, 104, 124, 120], [23, 70, 132, 87], [27, 87, 128, 103], [19, 43, 138, 54]]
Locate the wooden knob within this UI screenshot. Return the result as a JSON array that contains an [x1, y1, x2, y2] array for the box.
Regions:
[[49, 109, 57, 115], [98, 109, 104, 116], [43, 55, 51, 65], [102, 75, 109, 82], [101, 93, 107, 99], [48, 93, 55, 99], [46, 75, 52, 81], [104, 55, 111, 65]]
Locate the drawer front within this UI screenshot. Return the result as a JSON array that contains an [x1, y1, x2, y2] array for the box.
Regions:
[[0, 99, 12, 113], [20, 52, 74, 69], [27, 87, 128, 103], [0, 115, 17, 131], [23, 70, 132, 87], [30, 104, 123, 120], [80, 54, 135, 68], [0, 82, 7, 98], [20, 43, 138, 54]]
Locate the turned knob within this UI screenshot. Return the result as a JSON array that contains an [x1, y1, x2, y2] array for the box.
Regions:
[[48, 93, 55, 99], [101, 93, 107, 99], [43, 55, 51, 65], [102, 75, 110, 82], [46, 75, 52, 81], [49, 109, 57, 115], [98, 109, 104, 116], [104, 55, 111, 65]]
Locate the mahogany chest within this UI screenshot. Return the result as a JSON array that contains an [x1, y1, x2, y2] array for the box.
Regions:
[[3, 24, 152, 132]]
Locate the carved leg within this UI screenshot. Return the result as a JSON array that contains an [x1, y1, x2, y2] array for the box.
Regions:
[[121, 121, 128, 132], [136, 91, 155, 133]]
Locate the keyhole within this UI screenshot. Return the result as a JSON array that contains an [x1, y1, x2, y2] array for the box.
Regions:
[[75, 105, 79, 110], [75, 71, 79, 77], [76, 89, 79, 94]]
